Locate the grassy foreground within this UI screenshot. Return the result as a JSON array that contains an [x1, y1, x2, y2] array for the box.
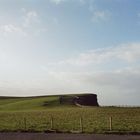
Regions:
[[0, 95, 139, 133]]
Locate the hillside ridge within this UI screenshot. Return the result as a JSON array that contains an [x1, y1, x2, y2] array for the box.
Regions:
[[0, 93, 99, 111]]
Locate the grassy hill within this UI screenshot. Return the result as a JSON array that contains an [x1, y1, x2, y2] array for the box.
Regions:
[[0, 95, 67, 111], [0, 94, 99, 111], [0, 94, 139, 133]]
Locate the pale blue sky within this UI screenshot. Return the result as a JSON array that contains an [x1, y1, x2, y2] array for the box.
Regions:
[[0, 0, 140, 105]]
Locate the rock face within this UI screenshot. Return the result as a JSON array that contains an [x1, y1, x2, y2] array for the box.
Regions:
[[75, 94, 99, 106], [59, 94, 99, 106]]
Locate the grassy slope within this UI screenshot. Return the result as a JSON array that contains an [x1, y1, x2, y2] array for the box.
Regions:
[[0, 95, 139, 133], [0, 97, 49, 111], [0, 95, 77, 111]]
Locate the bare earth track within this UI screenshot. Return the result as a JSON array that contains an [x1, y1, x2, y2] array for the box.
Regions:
[[0, 133, 140, 140]]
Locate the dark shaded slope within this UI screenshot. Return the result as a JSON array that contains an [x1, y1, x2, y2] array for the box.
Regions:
[[59, 94, 99, 106], [75, 94, 99, 106]]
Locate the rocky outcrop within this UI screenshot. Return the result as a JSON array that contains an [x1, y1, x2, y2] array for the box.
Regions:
[[59, 94, 99, 106], [74, 94, 99, 106]]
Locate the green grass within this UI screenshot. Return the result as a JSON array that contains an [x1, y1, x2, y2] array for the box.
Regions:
[[0, 95, 78, 111], [0, 95, 139, 133]]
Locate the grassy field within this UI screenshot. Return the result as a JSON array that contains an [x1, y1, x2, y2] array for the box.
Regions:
[[0, 95, 139, 133]]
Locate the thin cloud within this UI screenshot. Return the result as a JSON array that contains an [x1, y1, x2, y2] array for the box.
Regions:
[[91, 10, 111, 22], [22, 10, 40, 27], [54, 43, 140, 66], [50, 0, 110, 23], [0, 24, 26, 36], [88, 0, 111, 23], [0, 9, 47, 37]]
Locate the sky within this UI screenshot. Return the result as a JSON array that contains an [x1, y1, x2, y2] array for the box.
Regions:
[[0, 0, 140, 105]]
